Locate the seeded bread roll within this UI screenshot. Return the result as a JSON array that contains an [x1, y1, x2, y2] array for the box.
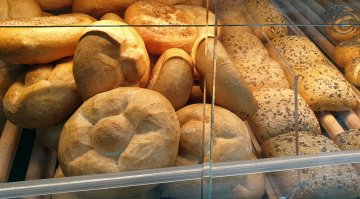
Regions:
[[332, 129, 360, 174], [334, 34, 360, 68], [0, 16, 93, 65], [325, 5, 360, 42], [0, 61, 26, 99], [0, 0, 42, 20], [265, 35, 327, 69], [3, 57, 82, 129], [249, 88, 320, 144], [124, 0, 198, 55], [191, 34, 258, 120], [73, 20, 150, 101], [37, 0, 75, 10], [262, 131, 360, 199], [147, 48, 193, 110], [291, 63, 357, 111], [345, 57, 360, 86], [243, 0, 288, 40]]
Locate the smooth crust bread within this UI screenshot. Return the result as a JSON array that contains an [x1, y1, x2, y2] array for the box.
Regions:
[[249, 88, 321, 144], [0, 0, 42, 20], [37, 0, 75, 10], [345, 57, 360, 86], [334, 34, 360, 68], [73, 20, 150, 101], [160, 104, 262, 199], [191, 34, 258, 120], [243, 0, 288, 40], [325, 5, 360, 42], [0, 61, 26, 98], [147, 48, 193, 110], [73, 0, 187, 19], [58, 87, 180, 177], [262, 131, 360, 198], [0, 16, 93, 65], [3, 57, 82, 129], [292, 63, 357, 111], [124, 0, 198, 55], [100, 13, 124, 22]]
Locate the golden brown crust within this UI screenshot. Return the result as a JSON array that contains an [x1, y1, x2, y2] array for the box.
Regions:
[[124, 0, 198, 55], [58, 87, 180, 177], [3, 57, 82, 128], [37, 0, 75, 10], [334, 34, 360, 68], [345, 57, 360, 86], [73, 20, 150, 101], [100, 13, 124, 22], [0, 16, 93, 65], [0, 0, 42, 20], [147, 48, 193, 110], [191, 35, 258, 120]]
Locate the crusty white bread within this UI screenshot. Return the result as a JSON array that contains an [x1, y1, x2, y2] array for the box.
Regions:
[[124, 0, 198, 55], [0, 0, 42, 20], [73, 20, 150, 101]]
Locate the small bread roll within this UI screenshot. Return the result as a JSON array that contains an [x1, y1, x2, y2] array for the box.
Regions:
[[175, 5, 220, 37], [186, 84, 204, 105], [0, 16, 93, 65], [73, 20, 150, 101], [124, 0, 198, 55], [218, 2, 254, 35], [243, 0, 288, 40], [334, 34, 360, 68], [73, 0, 186, 19], [147, 48, 193, 110], [0, 61, 26, 98], [59, 13, 98, 22], [0, 0, 42, 20], [345, 57, 360, 86], [58, 87, 180, 177], [3, 57, 82, 129], [36, 115, 69, 151], [100, 13, 124, 22], [249, 88, 321, 144], [262, 131, 360, 199], [325, 5, 360, 42], [37, 0, 75, 10], [191, 34, 258, 120]]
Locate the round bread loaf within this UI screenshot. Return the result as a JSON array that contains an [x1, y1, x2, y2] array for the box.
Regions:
[[0, 61, 26, 98], [36, 115, 69, 151], [100, 13, 124, 22], [334, 34, 360, 68], [0, 0, 42, 20], [160, 104, 264, 199], [124, 0, 198, 55], [37, 0, 75, 10], [73, 20, 150, 101], [325, 5, 360, 42], [262, 131, 360, 199], [147, 48, 193, 110], [73, 0, 187, 19], [0, 16, 93, 65], [345, 57, 360, 86], [3, 57, 82, 129], [58, 87, 180, 177], [191, 34, 258, 120]]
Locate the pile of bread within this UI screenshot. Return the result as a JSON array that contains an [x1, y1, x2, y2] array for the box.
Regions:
[[1, 0, 360, 198]]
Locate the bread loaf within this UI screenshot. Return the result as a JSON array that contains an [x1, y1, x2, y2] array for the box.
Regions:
[[334, 34, 360, 68], [191, 34, 258, 120], [58, 87, 180, 177], [0, 61, 26, 98], [345, 57, 360, 86], [73, 20, 150, 101], [124, 0, 198, 55], [0, 16, 93, 65], [3, 57, 82, 129], [36, 115, 69, 151], [0, 0, 42, 20], [147, 48, 193, 110], [325, 5, 360, 42], [262, 131, 360, 199], [249, 88, 321, 144], [37, 0, 75, 10], [243, 0, 288, 40]]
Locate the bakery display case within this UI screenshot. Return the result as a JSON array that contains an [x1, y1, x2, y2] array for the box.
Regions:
[[1, 0, 360, 198]]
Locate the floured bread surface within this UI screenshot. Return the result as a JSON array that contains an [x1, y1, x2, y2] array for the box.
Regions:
[[0, 16, 93, 65], [262, 131, 360, 199], [58, 87, 180, 177], [124, 0, 198, 55], [293, 63, 357, 111], [249, 88, 320, 144]]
